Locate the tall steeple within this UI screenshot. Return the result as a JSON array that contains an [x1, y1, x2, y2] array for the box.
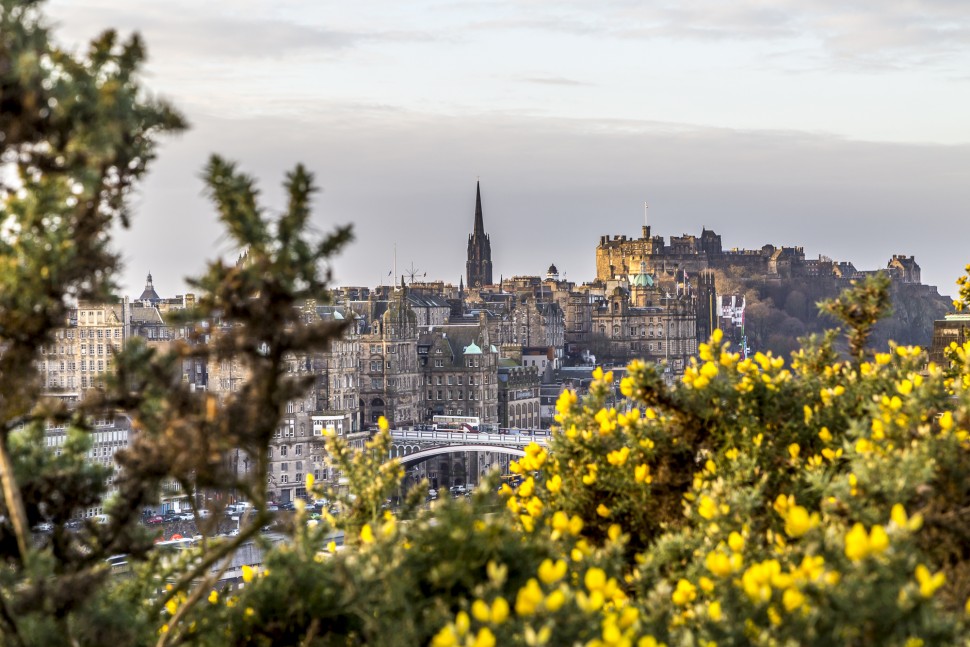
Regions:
[[474, 181, 485, 236], [466, 181, 493, 288]]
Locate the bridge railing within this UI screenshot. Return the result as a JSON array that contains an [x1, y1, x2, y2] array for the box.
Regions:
[[389, 429, 550, 447]]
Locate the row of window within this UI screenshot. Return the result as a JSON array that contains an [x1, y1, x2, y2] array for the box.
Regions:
[[268, 444, 304, 458]]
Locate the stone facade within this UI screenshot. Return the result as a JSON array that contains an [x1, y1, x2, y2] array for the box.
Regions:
[[417, 317, 499, 425], [498, 364, 541, 429]]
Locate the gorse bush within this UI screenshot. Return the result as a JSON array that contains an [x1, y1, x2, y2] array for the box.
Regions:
[[3, 1, 970, 645]]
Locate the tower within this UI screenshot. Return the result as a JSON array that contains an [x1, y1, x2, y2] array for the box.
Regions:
[[466, 181, 493, 288]]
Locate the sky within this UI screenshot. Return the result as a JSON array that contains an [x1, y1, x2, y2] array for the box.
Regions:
[[45, 0, 970, 299]]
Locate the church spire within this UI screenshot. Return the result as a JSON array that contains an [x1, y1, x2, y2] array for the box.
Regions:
[[474, 180, 485, 235], [466, 180, 493, 287]]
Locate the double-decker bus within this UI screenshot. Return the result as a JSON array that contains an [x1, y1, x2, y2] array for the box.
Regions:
[[432, 415, 480, 432]]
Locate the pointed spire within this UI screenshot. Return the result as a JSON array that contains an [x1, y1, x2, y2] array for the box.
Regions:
[[473, 180, 484, 236]]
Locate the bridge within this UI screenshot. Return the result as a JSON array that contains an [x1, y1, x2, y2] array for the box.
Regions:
[[388, 429, 551, 465]]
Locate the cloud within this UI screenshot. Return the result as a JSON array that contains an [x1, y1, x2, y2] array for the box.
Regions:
[[519, 76, 591, 86]]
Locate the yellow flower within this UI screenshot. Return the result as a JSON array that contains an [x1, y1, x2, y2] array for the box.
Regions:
[[607, 447, 630, 466], [471, 599, 490, 623], [915, 565, 945, 598], [788, 443, 800, 460], [844, 523, 888, 561], [672, 579, 697, 606], [241, 565, 255, 583], [728, 532, 745, 553], [891, 503, 923, 532], [360, 524, 375, 544], [782, 588, 805, 612], [635, 463, 652, 483], [515, 579, 544, 616], [784, 506, 819, 538], [708, 600, 723, 622], [473, 627, 496, 647], [698, 496, 718, 520], [546, 474, 562, 494], [818, 427, 833, 443], [544, 589, 566, 612], [208, 590, 219, 604], [705, 551, 734, 577], [585, 568, 607, 592], [305, 473, 314, 492], [378, 416, 390, 432], [431, 626, 458, 647], [596, 504, 611, 518], [491, 597, 510, 624], [538, 559, 568, 585]]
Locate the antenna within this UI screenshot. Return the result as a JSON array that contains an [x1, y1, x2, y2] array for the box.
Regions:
[[404, 262, 421, 285]]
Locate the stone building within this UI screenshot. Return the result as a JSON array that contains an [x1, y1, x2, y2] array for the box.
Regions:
[[497, 364, 541, 429], [588, 285, 697, 376], [359, 287, 420, 428], [416, 316, 499, 425], [930, 313, 970, 365], [466, 181, 493, 288]]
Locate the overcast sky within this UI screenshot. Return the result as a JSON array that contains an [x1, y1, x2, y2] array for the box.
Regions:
[[46, 0, 970, 298]]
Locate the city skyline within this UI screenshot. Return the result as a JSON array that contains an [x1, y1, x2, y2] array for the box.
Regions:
[[46, 1, 970, 298]]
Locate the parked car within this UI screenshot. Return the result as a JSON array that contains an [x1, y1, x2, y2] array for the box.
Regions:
[[176, 512, 194, 521], [278, 501, 295, 511], [145, 515, 164, 525]]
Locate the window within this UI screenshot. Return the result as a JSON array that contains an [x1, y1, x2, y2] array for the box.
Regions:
[[434, 359, 444, 368], [447, 375, 454, 385], [295, 445, 302, 456], [436, 376, 442, 385], [436, 390, 442, 400], [280, 445, 288, 457], [457, 376, 463, 385], [281, 475, 288, 484], [281, 462, 289, 472]]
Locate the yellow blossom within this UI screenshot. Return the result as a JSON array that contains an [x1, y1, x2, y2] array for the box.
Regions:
[[708, 600, 723, 622], [538, 559, 568, 585], [360, 524, 375, 544], [241, 565, 255, 583], [784, 506, 819, 538], [915, 565, 945, 598], [705, 551, 734, 577], [491, 597, 510, 624], [635, 463, 652, 483], [818, 427, 833, 443], [585, 568, 607, 591], [473, 628, 496, 647], [545, 589, 566, 612], [515, 579, 544, 616], [471, 599, 490, 622], [597, 504, 611, 518], [672, 579, 697, 606], [728, 532, 745, 553], [782, 588, 805, 612], [698, 496, 718, 520], [378, 416, 389, 432], [546, 474, 562, 494], [607, 447, 630, 466], [208, 590, 218, 604]]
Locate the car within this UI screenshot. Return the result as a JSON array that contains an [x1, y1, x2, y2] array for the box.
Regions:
[[32, 522, 53, 533], [278, 502, 295, 511], [162, 512, 179, 522], [176, 512, 194, 521], [145, 515, 164, 525]]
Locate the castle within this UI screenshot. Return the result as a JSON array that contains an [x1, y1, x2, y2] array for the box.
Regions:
[[596, 226, 922, 285]]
